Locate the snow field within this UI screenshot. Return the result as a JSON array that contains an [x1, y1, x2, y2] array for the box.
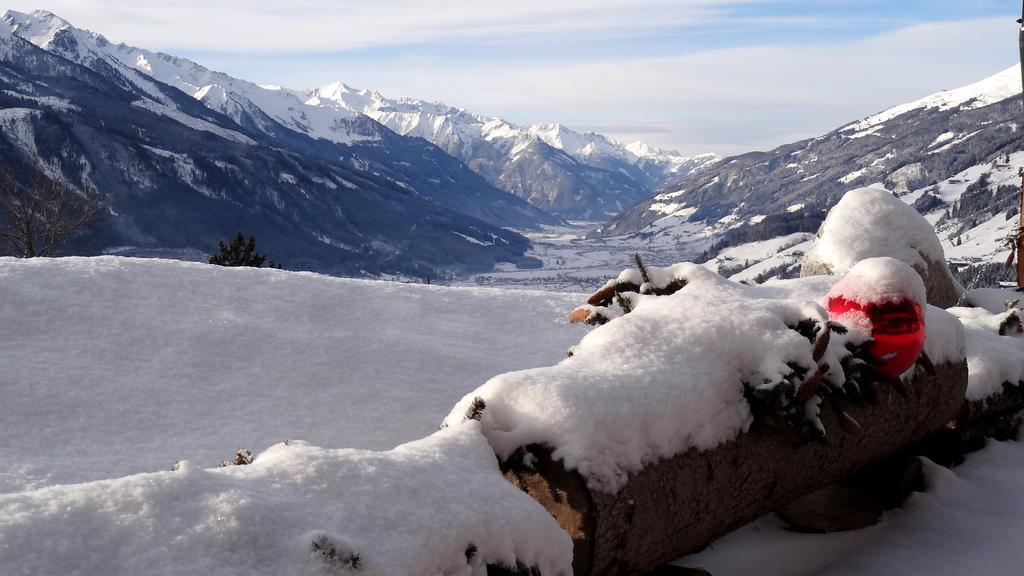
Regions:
[[0, 255, 1020, 576], [0, 256, 583, 491]]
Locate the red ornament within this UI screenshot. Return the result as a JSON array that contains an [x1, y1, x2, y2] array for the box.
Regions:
[[827, 296, 925, 378]]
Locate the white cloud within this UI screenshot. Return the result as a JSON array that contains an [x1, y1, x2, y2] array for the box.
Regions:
[[6, 0, 769, 51], [5, 4, 1015, 156], [306, 17, 1015, 155]]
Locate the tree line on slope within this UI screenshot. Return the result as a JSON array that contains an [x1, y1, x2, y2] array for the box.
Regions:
[[1, 163, 277, 268]]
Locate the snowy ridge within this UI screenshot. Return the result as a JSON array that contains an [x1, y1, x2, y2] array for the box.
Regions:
[[841, 65, 1022, 135], [602, 60, 1024, 274], [0, 10, 19, 58], [4, 9, 714, 219], [308, 81, 718, 217], [131, 98, 255, 145], [3, 10, 375, 146], [3, 10, 178, 107], [310, 80, 709, 173]]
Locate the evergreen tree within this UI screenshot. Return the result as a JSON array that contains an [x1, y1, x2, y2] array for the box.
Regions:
[[209, 232, 278, 268]]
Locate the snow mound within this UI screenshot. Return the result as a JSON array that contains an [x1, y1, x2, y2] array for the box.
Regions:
[[807, 186, 945, 275], [0, 256, 583, 491], [803, 186, 959, 307], [964, 287, 1024, 314], [826, 257, 926, 307], [0, 425, 572, 576]]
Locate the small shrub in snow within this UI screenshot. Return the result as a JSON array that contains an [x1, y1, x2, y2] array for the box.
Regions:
[[219, 449, 253, 467], [998, 300, 1023, 336], [310, 533, 362, 572], [464, 397, 487, 422], [209, 232, 279, 268]]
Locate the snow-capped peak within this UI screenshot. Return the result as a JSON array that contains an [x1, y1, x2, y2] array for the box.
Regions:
[[3, 9, 111, 52], [4, 11, 372, 145], [3, 10, 71, 46], [626, 140, 677, 159], [308, 79, 710, 178], [843, 64, 1022, 135], [313, 81, 362, 99]]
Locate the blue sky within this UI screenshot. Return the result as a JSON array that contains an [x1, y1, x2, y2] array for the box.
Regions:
[[10, 1, 1021, 155]]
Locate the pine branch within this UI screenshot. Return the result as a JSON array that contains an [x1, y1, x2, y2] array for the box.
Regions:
[[233, 449, 253, 466], [616, 293, 633, 314], [633, 253, 652, 285], [827, 321, 849, 335], [788, 318, 821, 345], [464, 397, 487, 421]]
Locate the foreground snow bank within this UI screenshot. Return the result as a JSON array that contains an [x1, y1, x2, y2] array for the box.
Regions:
[[0, 424, 573, 576], [446, 263, 965, 493], [0, 256, 582, 491]]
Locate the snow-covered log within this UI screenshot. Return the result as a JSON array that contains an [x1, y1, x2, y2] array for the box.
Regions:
[[445, 261, 968, 576], [501, 359, 967, 576]]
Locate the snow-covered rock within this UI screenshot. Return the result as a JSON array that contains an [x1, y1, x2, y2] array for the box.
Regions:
[[801, 186, 961, 308]]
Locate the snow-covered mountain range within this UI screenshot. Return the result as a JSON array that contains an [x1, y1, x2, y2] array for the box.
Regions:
[[604, 64, 1022, 236], [4, 9, 712, 220], [597, 63, 1023, 285], [2, 9, 559, 231], [309, 82, 717, 218], [0, 11, 547, 276]]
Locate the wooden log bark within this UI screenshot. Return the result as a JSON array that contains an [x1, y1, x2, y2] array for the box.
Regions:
[[501, 360, 968, 576]]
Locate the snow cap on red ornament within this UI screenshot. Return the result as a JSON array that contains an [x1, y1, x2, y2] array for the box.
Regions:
[[826, 257, 927, 377]]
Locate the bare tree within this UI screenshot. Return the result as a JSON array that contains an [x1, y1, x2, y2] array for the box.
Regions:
[[0, 166, 102, 257]]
